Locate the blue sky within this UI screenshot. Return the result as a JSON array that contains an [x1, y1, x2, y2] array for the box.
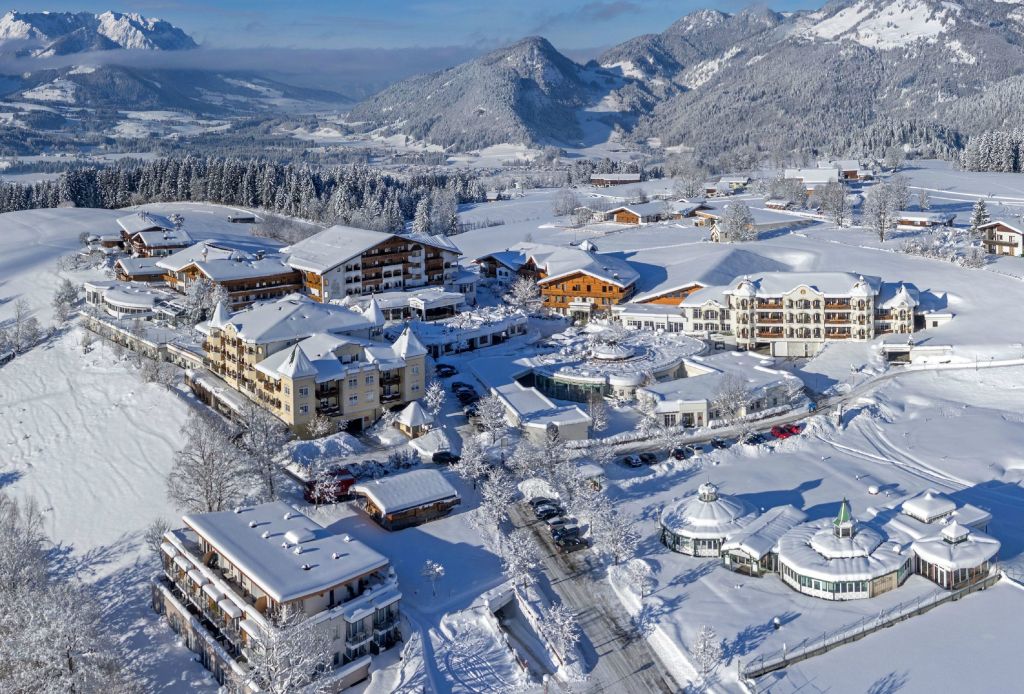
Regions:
[[26, 1, 823, 51]]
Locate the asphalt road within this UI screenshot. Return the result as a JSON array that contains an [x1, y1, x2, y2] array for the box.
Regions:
[[510, 503, 681, 693]]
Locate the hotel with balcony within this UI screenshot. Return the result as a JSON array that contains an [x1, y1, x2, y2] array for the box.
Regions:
[[284, 225, 461, 303], [618, 272, 931, 357], [195, 295, 427, 435], [153, 502, 401, 690]]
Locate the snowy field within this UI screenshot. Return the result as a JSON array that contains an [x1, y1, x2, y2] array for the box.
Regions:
[[3, 170, 1024, 691]]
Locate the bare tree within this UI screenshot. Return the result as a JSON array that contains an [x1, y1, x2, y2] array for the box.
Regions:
[[503, 276, 542, 314], [52, 278, 80, 323], [476, 394, 509, 448], [425, 380, 446, 417], [592, 506, 639, 565], [166, 411, 251, 513], [11, 300, 41, 353], [307, 413, 337, 440], [499, 528, 538, 590], [625, 559, 654, 598], [242, 606, 334, 694], [587, 392, 609, 433], [818, 181, 850, 227], [451, 434, 488, 489], [541, 604, 581, 664], [552, 189, 580, 217], [711, 373, 750, 426], [237, 402, 290, 501], [421, 560, 445, 597], [716, 202, 756, 242], [692, 624, 723, 679], [143, 517, 173, 558]]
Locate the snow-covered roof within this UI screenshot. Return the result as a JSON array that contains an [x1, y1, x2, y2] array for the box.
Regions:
[[182, 502, 390, 604], [776, 515, 908, 583], [818, 159, 860, 171], [720, 175, 750, 184], [979, 220, 1024, 236], [607, 201, 666, 217], [205, 295, 370, 344], [84, 280, 174, 310], [590, 172, 641, 182], [117, 211, 174, 234], [285, 226, 459, 274], [349, 287, 464, 314], [114, 256, 163, 275], [785, 168, 839, 184], [476, 242, 640, 289], [660, 483, 759, 540], [254, 332, 384, 384], [899, 489, 991, 529], [897, 211, 955, 224], [352, 469, 459, 515], [640, 353, 796, 411], [681, 272, 884, 305], [391, 326, 428, 358], [156, 241, 295, 282], [878, 282, 920, 309], [396, 401, 433, 428], [629, 247, 788, 303], [722, 505, 807, 560], [911, 525, 1000, 572]]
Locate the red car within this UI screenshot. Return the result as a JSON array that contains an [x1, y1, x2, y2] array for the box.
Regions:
[[303, 467, 356, 503], [770, 423, 802, 439]]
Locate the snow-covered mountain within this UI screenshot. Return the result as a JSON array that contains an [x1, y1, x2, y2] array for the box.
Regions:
[[349, 0, 1024, 157], [0, 10, 197, 56]]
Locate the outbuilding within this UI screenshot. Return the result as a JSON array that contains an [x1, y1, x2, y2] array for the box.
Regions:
[[352, 469, 460, 530]]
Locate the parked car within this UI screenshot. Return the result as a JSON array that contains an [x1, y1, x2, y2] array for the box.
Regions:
[[463, 403, 479, 418], [783, 423, 802, 436], [302, 467, 355, 504], [435, 363, 458, 378], [741, 432, 770, 445], [535, 505, 564, 521], [618, 454, 643, 468], [556, 536, 588, 553], [670, 446, 694, 460], [709, 438, 728, 450], [639, 452, 659, 465], [451, 382, 476, 394], [457, 391, 479, 406], [546, 516, 574, 529], [771, 425, 797, 439], [551, 524, 581, 541], [529, 496, 557, 509], [432, 451, 461, 465]]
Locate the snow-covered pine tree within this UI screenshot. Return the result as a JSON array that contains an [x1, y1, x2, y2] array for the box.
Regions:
[[968, 199, 991, 237]]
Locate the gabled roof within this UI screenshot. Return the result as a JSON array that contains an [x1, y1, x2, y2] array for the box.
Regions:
[[255, 333, 372, 383], [590, 172, 640, 182], [352, 469, 459, 515], [979, 220, 1024, 236], [896, 210, 955, 224], [157, 241, 294, 282], [285, 226, 460, 274], [117, 211, 175, 234], [607, 201, 667, 217], [277, 344, 318, 380]]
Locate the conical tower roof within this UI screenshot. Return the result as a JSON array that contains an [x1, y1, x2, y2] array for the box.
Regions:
[[209, 300, 231, 329], [278, 345, 317, 379], [834, 498, 854, 526], [392, 326, 428, 359], [364, 297, 385, 327]]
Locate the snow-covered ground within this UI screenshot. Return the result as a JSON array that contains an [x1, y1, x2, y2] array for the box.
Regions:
[[4, 170, 1024, 691]]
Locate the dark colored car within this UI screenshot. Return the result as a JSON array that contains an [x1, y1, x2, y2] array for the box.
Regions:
[[535, 505, 564, 521], [435, 363, 458, 378], [670, 446, 694, 460], [639, 452, 659, 464], [463, 403, 479, 418], [551, 525, 581, 541], [451, 382, 476, 394], [530, 496, 557, 509], [619, 454, 643, 468], [741, 432, 769, 445], [556, 536, 588, 553], [709, 438, 728, 450], [432, 451, 461, 465], [302, 467, 355, 504]]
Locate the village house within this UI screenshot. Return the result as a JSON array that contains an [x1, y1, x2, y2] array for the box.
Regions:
[[606, 201, 669, 225], [589, 172, 641, 187], [817, 159, 871, 181], [157, 241, 303, 309], [114, 256, 166, 282], [346, 286, 466, 322], [784, 167, 839, 192], [895, 211, 956, 231], [979, 221, 1024, 256], [352, 469, 460, 530], [719, 175, 751, 191], [117, 212, 194, 257], [475, 242, 639, 322], [285, 225, 461, 303], [153, 501, 401, 690], [384, 308, 528, 358], [194, 295, 426, 435]]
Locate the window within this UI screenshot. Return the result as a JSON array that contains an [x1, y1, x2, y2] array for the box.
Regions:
[[284, 386, 291, 395], [348, 378, 357, 388], [365, 392, 374, 402], [299, 405, 308, 414], [412, 384, 420, 392], [412, 366, 420, 375], [284, 404, 291, 412], [365, 375, 374, 384], [348, 395, 358, 405], [298, 387, 309, 397]]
